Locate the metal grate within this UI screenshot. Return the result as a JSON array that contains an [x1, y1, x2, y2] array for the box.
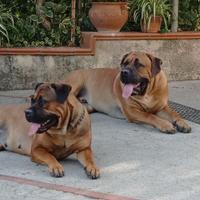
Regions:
[[169, 101, 200, 125]]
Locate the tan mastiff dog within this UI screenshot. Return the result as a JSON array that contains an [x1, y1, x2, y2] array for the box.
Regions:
[[64, 51, 191, 134], [0, 83, 100, 179]]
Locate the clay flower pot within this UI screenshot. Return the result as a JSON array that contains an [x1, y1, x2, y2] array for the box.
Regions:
[[142, 16, 162, 33], [89, 2, 128, 32]]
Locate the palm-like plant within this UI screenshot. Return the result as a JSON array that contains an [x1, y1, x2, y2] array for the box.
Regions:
[[92, 0, 127, 1], [0, 4, 15, 45], [129, 0, 171, 32]]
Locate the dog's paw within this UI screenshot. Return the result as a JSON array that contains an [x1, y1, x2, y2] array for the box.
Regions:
[[0, 144, 5, 151], [159, 121, 176, 134], [84, 164, 100, 179], [48, 163, 64, 178], [173, 119, 191, 133]]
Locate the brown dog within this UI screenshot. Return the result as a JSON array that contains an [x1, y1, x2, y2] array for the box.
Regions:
[[64, 51, 191, 134], [0, 83, 100, 179]]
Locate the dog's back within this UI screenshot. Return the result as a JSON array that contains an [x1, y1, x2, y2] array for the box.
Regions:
[[64, 68, 124, 118], [0, 104, 32, 155]]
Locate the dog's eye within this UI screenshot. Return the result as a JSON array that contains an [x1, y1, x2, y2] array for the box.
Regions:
[[38, 97, 48, 107], [31, 98, 36, 105], [121, 61, 129, 68], [134, 59, 144, 69]]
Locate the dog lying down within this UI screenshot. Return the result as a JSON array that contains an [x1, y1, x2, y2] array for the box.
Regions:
[[0, 83, 100, 179], [64, 51, 191, 134]]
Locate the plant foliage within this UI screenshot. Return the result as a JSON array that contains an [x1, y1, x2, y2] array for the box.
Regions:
[[129, 0, 171, 32], [0, 3, 15, 45], [179, 0, 200, 31], [0, 0, 199, 47], [0, 0, 74, 47]]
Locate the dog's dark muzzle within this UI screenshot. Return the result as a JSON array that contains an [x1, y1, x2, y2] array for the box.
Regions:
[[25, 108, 34, 122], [25, 107, 59, 133], [120, 68, 140, 84], [120, 69, 131, 84], [24, 107, 44, 123], [25, 107, 50, 124]]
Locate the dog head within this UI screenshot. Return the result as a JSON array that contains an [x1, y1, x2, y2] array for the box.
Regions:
[[25, 83, 71, 135], [120, 51, 162, 99]]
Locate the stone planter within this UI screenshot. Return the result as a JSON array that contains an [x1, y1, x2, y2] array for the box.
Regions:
[[89, 2, 128, 32]]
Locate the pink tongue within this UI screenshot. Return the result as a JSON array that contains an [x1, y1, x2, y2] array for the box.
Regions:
[[122, 84, 139, 99], [28, 123, 40, 136]]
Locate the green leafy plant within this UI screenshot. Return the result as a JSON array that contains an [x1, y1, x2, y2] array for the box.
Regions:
[[92, 0, 127, 2], [0, 4, 15, 45], [179, 0, 200, 31], [0, 0, 199, 47], [0, 0, 77, 47], [129, 0, 171, 32]]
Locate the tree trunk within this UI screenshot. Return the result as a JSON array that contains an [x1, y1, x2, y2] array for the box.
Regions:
[[171, 0, 179, 32], [71, 0, 76, 45]]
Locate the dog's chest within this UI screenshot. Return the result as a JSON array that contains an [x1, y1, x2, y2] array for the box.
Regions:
[[52, 140, 74, 159], [133, 95, 159, 112], [141, 95, 153, 107], [52, 135, 90, 159]]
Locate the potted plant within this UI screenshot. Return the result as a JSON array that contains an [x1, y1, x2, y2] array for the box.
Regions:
[[129, 0, 171, 33], [89, 0, 128, 32]]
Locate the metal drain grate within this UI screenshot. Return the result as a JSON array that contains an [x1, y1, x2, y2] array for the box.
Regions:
[[169, 101, 200, 124]]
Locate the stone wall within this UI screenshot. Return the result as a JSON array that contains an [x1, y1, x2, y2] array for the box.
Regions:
[[0, 38, 200, 90], [95, 39, 200, 81], [0, 55, 95, 90]]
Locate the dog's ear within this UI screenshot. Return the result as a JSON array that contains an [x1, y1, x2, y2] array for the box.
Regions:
[[51, 83, 72, 104], [34, 83, 44, 91], [146, 54, 162, 76], [120, 53, 129, 66]]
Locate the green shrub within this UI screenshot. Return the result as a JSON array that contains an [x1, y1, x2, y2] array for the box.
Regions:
[[179, 0, 200, 31], [0, 0, 199, 47], [0, 3, 15, 45], [129, 0, 171, 32], [0, 0, 76, 47]]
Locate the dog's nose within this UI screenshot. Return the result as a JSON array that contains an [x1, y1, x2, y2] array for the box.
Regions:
[[121, 69, 130, 78], [25, 109, 34, 119]]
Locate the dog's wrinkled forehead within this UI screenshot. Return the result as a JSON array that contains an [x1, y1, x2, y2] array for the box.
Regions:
[[34, 83, 57, 101], [120, 52, 151, 67]]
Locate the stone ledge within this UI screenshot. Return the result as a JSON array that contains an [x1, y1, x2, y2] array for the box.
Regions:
[[0, 32, 200, 90], [0, 47, 92, 56], [0, 32, 200, 56]]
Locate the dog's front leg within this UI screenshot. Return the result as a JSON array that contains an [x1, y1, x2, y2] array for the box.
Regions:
[[0, 144, 5, 151], [123, 107, 176, 134], [31, 147, 64, 177], [156, 105, 191, 133], [77, 147, 100, 179]]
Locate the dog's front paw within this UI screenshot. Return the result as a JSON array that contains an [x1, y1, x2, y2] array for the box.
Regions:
[[0, 144, 5, 151], [48, 163, 64, 177], [173, 119, 191, 133], [159, 121, 176, 134], [84, 164, 100, 179]]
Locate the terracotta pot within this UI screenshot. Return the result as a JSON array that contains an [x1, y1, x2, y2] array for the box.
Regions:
[[142, 16, 162, 33], [89, 2, 128, 32]]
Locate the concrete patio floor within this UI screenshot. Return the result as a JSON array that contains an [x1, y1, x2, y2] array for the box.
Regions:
[[0, 80, 200, 200]]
